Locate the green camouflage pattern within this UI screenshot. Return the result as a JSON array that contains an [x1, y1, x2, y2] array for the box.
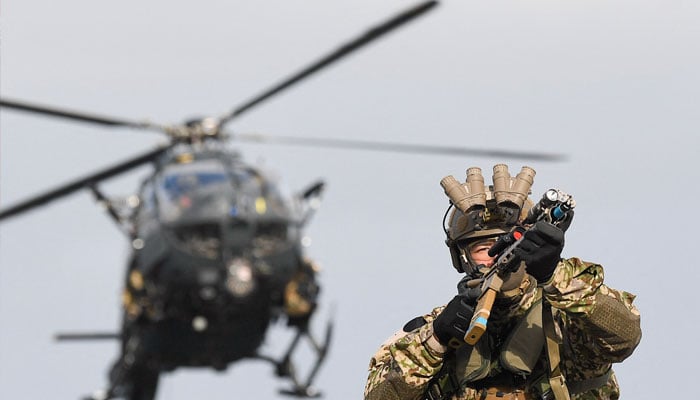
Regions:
[[364, 258, 641, 400]]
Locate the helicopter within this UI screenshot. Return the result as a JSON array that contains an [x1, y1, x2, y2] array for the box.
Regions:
[[0, 2, 566, 400]]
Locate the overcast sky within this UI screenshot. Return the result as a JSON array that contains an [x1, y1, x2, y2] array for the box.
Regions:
[[1, 1, 699, 399]]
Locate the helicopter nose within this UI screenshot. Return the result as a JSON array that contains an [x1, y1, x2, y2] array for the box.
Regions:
[[226, 258, 255, 297]]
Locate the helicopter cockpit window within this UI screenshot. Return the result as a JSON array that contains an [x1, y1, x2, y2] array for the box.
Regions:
[[156, 160, 235, 223], [228, 168, 297, 222], [252, 220, 298, 257]]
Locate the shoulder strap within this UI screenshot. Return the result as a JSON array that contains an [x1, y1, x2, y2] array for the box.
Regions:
[[542, 301, 571, 400]]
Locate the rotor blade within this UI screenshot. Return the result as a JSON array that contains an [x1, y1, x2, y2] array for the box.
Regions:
[[220, 1, 438, 125], [0, 97, 165, 133], [54, 332, 120, 341], [0, 145, 172, 221], [234, 132, 567, 162]]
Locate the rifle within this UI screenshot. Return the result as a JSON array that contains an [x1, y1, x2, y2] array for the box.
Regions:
[[463, 189, 575, 345]]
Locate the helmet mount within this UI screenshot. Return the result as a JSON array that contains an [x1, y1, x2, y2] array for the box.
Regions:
[[441, 164, 535, 274]]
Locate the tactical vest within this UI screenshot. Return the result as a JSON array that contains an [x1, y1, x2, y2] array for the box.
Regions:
[[456, 293, 546, 383], [426, 290, 612, 400]]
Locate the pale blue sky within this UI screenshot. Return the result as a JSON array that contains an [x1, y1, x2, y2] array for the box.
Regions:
[[1, 1, 698, 398]]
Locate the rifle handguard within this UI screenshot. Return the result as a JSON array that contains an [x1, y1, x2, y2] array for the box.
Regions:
[[464, 274, 503, 345], [464, 288, 496, 345]]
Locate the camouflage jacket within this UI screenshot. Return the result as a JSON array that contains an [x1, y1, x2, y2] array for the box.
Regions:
[[364, 258, 641, 400]]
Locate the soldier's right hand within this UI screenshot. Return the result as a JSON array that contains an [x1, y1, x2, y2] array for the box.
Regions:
[[432, 295, 475, 349]]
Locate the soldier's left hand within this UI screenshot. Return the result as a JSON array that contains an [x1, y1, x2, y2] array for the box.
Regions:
[[514, 220, 564, 282]]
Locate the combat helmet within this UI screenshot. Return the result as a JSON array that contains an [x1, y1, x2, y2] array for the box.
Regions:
[[441, 164, 535, 275]]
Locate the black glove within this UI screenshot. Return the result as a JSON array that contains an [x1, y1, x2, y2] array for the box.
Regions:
[[432, 295, 475, 348], [514, 220, 565, 282], [456, 276, 483, 302]]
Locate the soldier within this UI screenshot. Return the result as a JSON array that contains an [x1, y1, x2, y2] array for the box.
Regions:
[[364, 165, 641, 400]]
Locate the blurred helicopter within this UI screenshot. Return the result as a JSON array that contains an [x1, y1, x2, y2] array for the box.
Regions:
[[0, 2, 566, 400]]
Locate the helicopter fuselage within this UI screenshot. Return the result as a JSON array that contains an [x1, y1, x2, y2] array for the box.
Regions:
[[120, 145, 305, 370], [125, 231, 297, 369]]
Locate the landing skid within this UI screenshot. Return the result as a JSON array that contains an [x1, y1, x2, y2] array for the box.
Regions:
[[255, 317, 334, 397], [81, 334, 159, 400]]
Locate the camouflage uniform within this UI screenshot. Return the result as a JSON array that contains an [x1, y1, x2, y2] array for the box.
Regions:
[[364, 257, 641, 400]]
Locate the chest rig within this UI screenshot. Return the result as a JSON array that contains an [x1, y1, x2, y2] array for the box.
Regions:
[[459, 293, 545, 383], [426, 290, 574, 400]]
